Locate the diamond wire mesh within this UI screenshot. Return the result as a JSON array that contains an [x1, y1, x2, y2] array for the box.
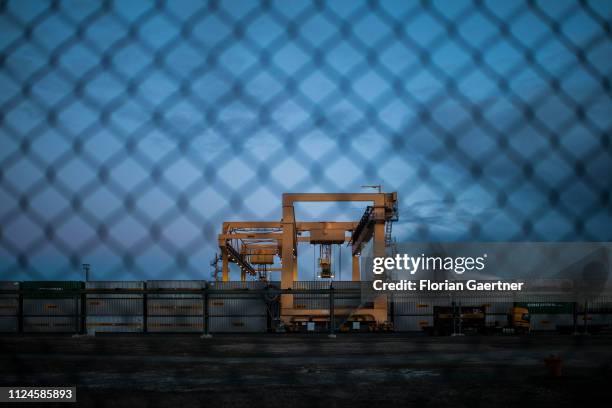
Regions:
[[0, 0, 611, 280]]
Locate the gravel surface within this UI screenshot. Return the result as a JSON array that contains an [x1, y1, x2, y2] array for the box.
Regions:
[[1, 334, 610, 407]]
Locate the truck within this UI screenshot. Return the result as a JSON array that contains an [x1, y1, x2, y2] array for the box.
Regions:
[[505, 306, 531, 334], [423, 305, 531, 335]]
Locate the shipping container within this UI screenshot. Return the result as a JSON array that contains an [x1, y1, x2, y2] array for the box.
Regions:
[[86, 281, 144, 315], [205, 284, 271, 332], [87, 297, 143, 316], [392, 292, 516, 315], [86, 281, 144, 296], [208, 298, 266, 316], [84, 281, 144, 334], [209, 281, 272, 301], [208, 282, 270, 321], [515, 302, 574, 314], [390, 293, 514, 333], [530, 314, 574, 331], [19, 282, 82, 333], [0, 297, 18, 316], [0, 281, 20, 291], [390, 294, 453, 315], [23, 316, 77, 333], [144, 281, 206, 332], [579, 296, 612, 313], [0, 281, 19, 319], [23, 298, 80, 316], [21, 281, 83, 298], [86, 316, 143, 334], [293, 296, 361, 309], [147, 316, 203, 333], [146, 280, 205, 298], [148, 298, 202, 316], [293, 296, 325, 310], [21, 281, 82, 331], [0, 317, 18, 332], [515, 292, 576, 311], [393, 315, 433, 332], [453, 292, 516, 315], [583, 313, 612, 327], [208, 316, 267, 333], [146, 282, 204, 315], [210, 281, 269, 290], [292, 281, 361, 310]]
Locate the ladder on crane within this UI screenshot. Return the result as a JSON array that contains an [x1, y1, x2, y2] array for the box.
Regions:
[[384, 220, 393, 247]]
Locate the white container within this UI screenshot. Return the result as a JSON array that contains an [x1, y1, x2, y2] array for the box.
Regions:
[[23, 316, 77, 332], [0, 317, 18, 332], [147, 316, 203, 332], [530, 314, 574, 331], [0, 282, 20, 322], [0, 297, 18, 316], [147, 280, 205, 298], [208, 298, 265, 316], [86, 316, 143, 334], [148, 298, 202, 316], [23, 298, 80, 316], [208, 316, 267, 333]]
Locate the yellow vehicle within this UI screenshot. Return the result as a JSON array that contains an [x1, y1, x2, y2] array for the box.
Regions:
[[426, 305, 487, 335], [507, 306, 531, 333]]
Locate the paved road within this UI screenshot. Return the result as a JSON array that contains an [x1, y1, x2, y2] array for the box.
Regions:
[[1, 334, 611, 407]]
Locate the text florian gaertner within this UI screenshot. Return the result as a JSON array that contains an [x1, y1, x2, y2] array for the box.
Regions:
[[370, 253, 524, 291], [372, 279, 524, 291]]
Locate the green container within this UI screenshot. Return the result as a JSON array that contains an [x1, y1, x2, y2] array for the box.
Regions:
[[21, 281, 83, 298], [515, 302, 574, 314]]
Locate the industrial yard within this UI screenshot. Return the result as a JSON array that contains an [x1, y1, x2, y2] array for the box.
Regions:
[[1, 0, 611, 406], [1, 192, 609, 337], [1, 193, 609, 408], [1, 334, 611, 407]]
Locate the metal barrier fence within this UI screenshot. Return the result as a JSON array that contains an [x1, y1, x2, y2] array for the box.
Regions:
[[0, 281, 285, 334], [390, 291, 612, 333], [1, 1, 611, 281], [0, 280, 353, 334], [2, 280, 612, 334]]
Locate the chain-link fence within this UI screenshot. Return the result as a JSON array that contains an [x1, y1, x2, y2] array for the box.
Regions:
[[1, 0, 611, 281]]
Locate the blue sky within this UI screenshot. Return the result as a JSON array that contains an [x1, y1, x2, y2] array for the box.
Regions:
[[0, 0, 611, 281]]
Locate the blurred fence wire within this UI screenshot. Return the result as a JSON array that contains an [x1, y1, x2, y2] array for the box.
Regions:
[[0, 0, 611, 280]]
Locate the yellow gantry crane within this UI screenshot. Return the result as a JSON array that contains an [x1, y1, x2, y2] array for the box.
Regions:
[[217, 191, 399, 325], [217, 220, 363, 282]]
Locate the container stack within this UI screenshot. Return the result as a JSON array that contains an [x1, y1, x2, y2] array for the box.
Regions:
[[515, 295, 575, 331], [0, 281, 20, 332], [390, 292, 515, 332], [523, 305, 575, 331], [147, 280, 205, 333], [86, 281, 144, 334], [390, 293, 448, 331], [21, 281, 83, 333], [292, 281, 361, 310], [580, 295, 612, 330], [332, 281, 363, 308], [208, 281, 268, 332], [293, 281, 328, 310]]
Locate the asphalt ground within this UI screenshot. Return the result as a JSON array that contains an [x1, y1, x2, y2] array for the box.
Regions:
[[1, 334, 611, 407]]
